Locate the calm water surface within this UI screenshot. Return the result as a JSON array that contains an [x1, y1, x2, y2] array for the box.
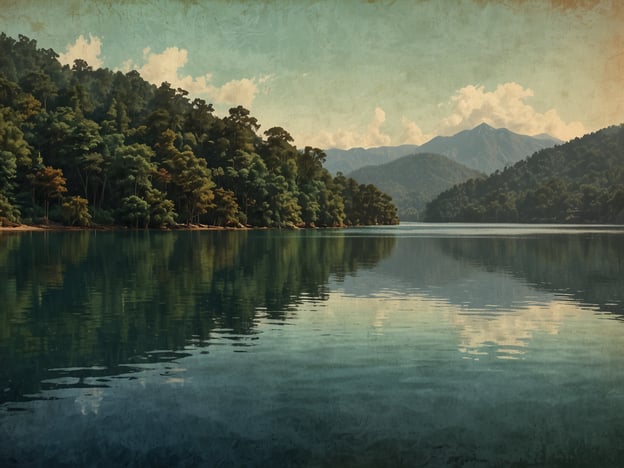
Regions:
[[1, 223, 624, 466]]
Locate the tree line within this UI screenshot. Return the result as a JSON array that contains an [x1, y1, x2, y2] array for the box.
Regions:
[[425, 124, 624, 223], [0, 33, 398, 228]]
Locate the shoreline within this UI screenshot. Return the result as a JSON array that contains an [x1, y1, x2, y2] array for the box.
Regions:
[[0, 222, 362, 232], [0, 223, 257, 233]]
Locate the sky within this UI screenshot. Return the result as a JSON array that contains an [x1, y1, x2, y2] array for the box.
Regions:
[[1, 0, 623, 149]]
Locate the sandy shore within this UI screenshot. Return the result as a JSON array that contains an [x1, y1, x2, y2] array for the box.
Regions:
[[0, 224, 47, 232]]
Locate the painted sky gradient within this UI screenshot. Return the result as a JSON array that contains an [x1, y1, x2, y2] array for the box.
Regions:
[[1, 0, 622, 148]]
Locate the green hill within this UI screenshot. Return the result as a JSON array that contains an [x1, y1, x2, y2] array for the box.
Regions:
[[425, 124, 624, 223], [348, 153, 483, 220]]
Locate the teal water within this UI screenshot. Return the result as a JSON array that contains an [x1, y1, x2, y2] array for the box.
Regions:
[[1, 224, 624, 466]]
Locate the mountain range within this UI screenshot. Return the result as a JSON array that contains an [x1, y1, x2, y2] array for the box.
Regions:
[[348, 153, 483, 220], [324, 123, 561, 175], [324, 145, 419, 174], [416, 123, 562, 174]]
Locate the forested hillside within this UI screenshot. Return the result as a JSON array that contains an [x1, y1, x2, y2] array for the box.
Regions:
[[0, 33, 398, 228], [348, 153, 483, 220], [425, 124, 624, 223]]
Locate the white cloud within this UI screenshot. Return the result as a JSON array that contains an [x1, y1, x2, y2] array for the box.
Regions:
[[400, 117, 432, 145], [367, 107, 392, 146], [122, 46, 262, 108], [300, 107, 392, 149], [214, 78, 258, 108], [58, 34, 103, 69], [438, 82, 585, 141], [299, 83, 584, 150]]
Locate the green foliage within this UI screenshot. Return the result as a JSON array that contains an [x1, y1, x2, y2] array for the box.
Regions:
[[61, 195, 91, 226], [30, 165, 67, 222], [207, 187, 239, 226], [425, 125, 624, 224], [109, 143, 155, 200], [145, 188, 177, 228], [156, 129, 214, 224], [118, 195, 150, 228], [92, 209, 115, 226], [0, 192, 20, 222], [0, 33, 398, 228], [334, 172, 399, 226]]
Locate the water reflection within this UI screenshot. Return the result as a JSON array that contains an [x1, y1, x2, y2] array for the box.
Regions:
[[436, 234, 624, 316], [451, 302, 567, 360], [2, 226, 624, 466], [2, 226, 624, 399], [364, 226, 624, 317], [0, 230, 396, 403], [333, 225, 624, 359]]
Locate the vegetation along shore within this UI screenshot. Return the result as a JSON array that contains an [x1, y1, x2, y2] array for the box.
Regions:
[[0, 33, 398, 230]]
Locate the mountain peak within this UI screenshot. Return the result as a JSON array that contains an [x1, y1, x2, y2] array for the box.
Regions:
[[474, 122, 495, 132], [326, 124, 561, 175], [416, 124, 560, 173]]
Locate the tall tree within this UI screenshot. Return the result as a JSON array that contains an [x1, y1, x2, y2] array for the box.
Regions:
[[19, 71, 57, 110], [109, 143, 155, 200], [30, 166, 67, 223], [61, 195, 91, 226], [157, 130, 214, 224], [0, 108, 32, 221]]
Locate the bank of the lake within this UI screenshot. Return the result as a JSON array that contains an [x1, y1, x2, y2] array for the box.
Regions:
[[0, 223, 250, 232]]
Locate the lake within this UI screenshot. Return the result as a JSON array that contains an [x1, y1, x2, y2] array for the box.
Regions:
[[1, 223, 624, 467]]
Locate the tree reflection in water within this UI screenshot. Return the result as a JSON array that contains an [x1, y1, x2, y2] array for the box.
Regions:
[[0, 230, 396, 402]]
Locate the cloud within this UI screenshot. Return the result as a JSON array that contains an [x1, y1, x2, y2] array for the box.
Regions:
[[438, 82, 585, 141], [58, 34, 103, 69], [128, 47, 213, 96], [214, 78, 258, 108], [300, 107, 392, 149], [299, 83, 583, 149], [367, 107, 392, 146], [400, 117, 432, 145], [122, 46, 262, 108]]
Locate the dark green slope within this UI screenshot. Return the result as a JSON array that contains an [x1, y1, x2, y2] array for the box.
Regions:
[[425, 124, 624, 223], [348, 153, 483, 220]]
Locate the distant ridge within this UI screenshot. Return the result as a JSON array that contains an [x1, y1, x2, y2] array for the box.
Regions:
[[324, 124, 561, 175], [532, 133, 562, 143], [324, 145, 419, 175], [415, 123, 562, 174], [348, 153, 483, 221]]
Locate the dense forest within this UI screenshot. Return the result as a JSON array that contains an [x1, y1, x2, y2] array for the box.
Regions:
[[0, 33, 398, 228], [425, 124, 624, 223]]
